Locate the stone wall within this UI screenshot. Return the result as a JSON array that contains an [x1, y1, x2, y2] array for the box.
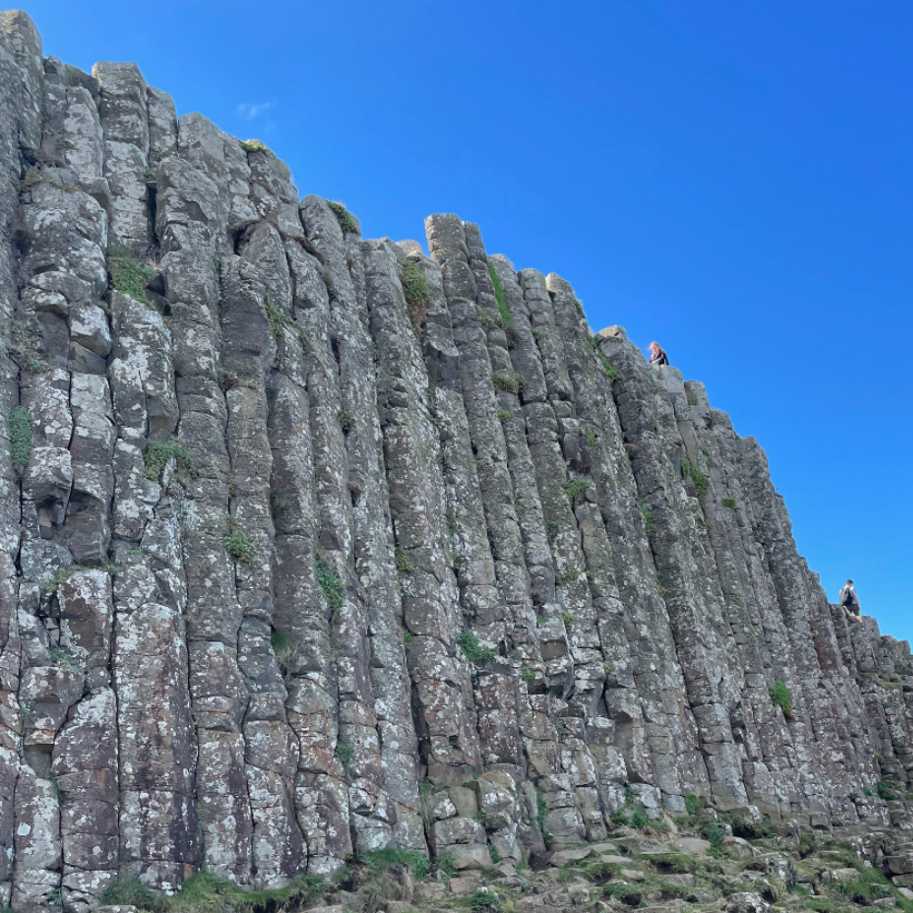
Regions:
[[0, 10, 910, 911]]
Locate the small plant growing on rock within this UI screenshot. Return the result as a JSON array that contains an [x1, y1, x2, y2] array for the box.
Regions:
[[240, 138, 268, 153], [492, 370, 521, 394], [99, 877, 168, 912], [395, 547, 414, 573], [496, 408, 512, 421], [400, 259, 430, 334], [877, 779, 900, 801], [263, 295, 288, 340], [628, 805, 649, 829], [224, 523, 254, 564], [682, 459, 709, 497], [457, 630, 496, 666], [335, 739, 354, 769], [722, 496, 738, 510], [109, 244, 156, 305], [593, 345, 618, 381], [271, 629, 293, 669], [469, 887, 502, 912], [488, 262, 511, 328], [684, 792, 704, 817], [338, 409, 354, 435], [640, 503, 654, 533], [315, 556, 344, 611], [7, 405, 32, 474], [143, 439, 192, 482], [563, 479, 589, 505], [701, 819, 726, 855], [328, 200, 359, 235], [363, 847, 431, 880], [769, 679, 793, 719]]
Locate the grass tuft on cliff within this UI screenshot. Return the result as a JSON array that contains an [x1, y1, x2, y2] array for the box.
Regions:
[[224, 523, 255, 564], [143, 439, 192, 482], [328, 200, 360, 235], [400, 259, 430, 334], [109, 245, 156, 305], [457, 630, 496, 666], [7, 405, 32, 474], [488, 262, 511, 328], [769, 679, 793, 719], [315, 556, 344, 610]]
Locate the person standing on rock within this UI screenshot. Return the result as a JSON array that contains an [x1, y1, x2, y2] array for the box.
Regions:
[[840, 579, 861, 621], [647, 341, 669, 366]]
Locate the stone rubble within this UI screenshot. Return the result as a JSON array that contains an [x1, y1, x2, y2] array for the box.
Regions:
[[0, 9, 912, 912]]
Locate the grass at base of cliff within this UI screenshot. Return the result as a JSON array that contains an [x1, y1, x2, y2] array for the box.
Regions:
[[100, 871, 325, 913]]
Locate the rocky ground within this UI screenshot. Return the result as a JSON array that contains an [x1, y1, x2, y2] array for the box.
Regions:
[[91, 802, 913, 913]]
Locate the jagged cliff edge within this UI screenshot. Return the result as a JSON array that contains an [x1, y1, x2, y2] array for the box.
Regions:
[[0, 9, 911, 912]]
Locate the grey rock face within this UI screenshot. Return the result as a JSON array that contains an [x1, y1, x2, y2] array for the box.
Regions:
[[1, 10, 912, 911]]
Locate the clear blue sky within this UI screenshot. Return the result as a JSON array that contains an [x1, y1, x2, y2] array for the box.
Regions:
[[19, 1, 913, 641]]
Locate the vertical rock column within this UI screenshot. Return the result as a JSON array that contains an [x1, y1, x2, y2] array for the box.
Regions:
[[597, 331, 749, 809], [547, 282, 705, 811]]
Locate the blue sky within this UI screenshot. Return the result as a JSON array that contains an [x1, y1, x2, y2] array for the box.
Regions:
[[20, 1, 913, 641]]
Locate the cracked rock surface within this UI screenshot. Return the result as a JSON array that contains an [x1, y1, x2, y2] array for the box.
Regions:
[[1, 10, 911, 912]]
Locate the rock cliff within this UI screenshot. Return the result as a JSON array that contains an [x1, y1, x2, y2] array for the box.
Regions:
[[0, 10, 911, 912]]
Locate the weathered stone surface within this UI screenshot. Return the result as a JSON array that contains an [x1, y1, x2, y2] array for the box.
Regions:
[[0, 10, 912, 911]]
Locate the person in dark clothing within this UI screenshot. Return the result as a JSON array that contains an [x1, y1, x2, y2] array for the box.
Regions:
[[648, 341, 669, 366], [839, 579, 861, 621]]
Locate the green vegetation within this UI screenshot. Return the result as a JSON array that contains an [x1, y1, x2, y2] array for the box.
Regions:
[[769, 679, 793, 719], [335, 739, 354, 769], [109, 244, 156, 305], [590, 338, 618, 380], [563, 478, 589, 506], [584, 427, 598, 448], [41, 564, 78, 596], [492, 370, 521, 394], [224, 524, 255, 564], [684, 792, 704, 817], [700, 819, 726, 853], [263, 295, 288, 340], [327, 200, 359, 235], [469, 887, 502, 913], [488, 262, 511, 328], [315, 556, 344, 611], [682, 459, 709, 497], [629, 805, 649, 829], [400, 259, 430, 334], [722, 496, 738, 510], [837, 866, 893, 905], [240, 138, 268, 153], [395, 546, 414, 573], [536, 789, 550, 845], [457, 630, 496, 666], [640, 503, 654, 533], [101, 870, 325, 913], [362, 846, 431, 880], [496, 409, 512, 421], [520, 665, 536, 684], [143, 439, 192, 482], [561, 610, 575, 627], [646, 852, 695, 874], [8, 406, 32, 474], [877, 778, 901, 801], [338, 408, 354, 435], [270, 629, 293, 669]]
